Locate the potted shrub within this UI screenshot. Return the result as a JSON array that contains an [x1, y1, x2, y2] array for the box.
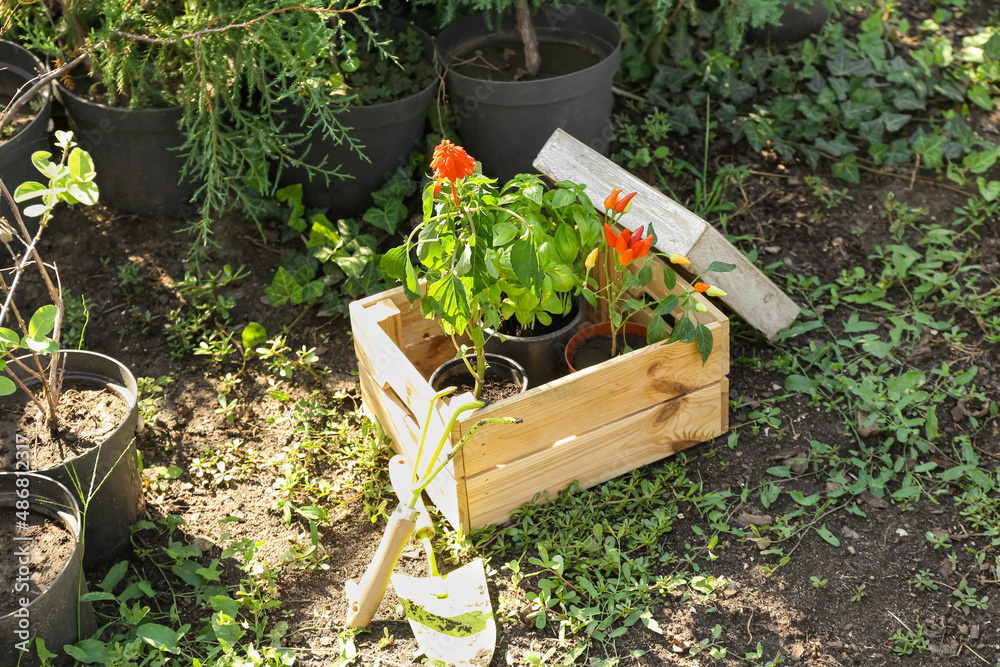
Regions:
[[565, 188, 735, 371], [435, 2, 621, 182], [7, 0, 401, 257], [0, 131, 143, 567], [278, 10, 438, 218], [0, 470, 97, 666], [381, 139, 557, 400], [0, 40, 52, 232], [483, 174, 601, 384], [0, 472, 96, 667]]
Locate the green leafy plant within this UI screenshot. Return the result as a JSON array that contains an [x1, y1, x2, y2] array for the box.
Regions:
[[581, 188, 735, 362], [381, 139, 555, 399], [267, 182, 388, 318], [6, 0, 418, 261], [0, 131, 99, 434]]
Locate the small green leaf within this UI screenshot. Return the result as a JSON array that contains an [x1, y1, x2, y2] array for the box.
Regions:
[[831, 155, 860, 184], [68, 147, 96, 181], [815, 524, 841, 547], [136, 623, 186, 654], [241, 322, 267, 352], [28, 305, 58, 339], [0, 376, 15, 396], [963, 149, 997, 174]]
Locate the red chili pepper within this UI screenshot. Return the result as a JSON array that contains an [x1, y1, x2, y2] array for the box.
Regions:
[[603, 223, 617, 249], [613, 191, 637, 214], [694, 282, 710, 293], [629, 225, 645, 246]]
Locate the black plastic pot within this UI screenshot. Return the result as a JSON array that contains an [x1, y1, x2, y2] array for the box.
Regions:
[[0, 41, 52, 233], [485, 296, 584, 385], [436, 4, 621, 183], [0, 473, 96, 667], [54, 83, 196, 218], [7, 350, 143, 568], [429, 353, 529, 397], [279, 14, 437, 217], [747, 2, 830, 45]]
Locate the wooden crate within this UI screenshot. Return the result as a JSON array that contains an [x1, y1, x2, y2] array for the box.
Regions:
[[349, 253, 729, 532]]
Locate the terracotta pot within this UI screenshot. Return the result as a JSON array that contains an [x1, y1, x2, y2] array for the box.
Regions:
[[564, 321, 649, 373]]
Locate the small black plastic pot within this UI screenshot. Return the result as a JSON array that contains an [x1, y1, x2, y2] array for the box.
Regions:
[[54, 83, 196, 217], [279, 13, 437, 217], [0, 40, 52, 233], [0, 473, 96, 667], [436, 4, 621, 183], [429, 353, 529, 397], [7, 350, 144, 568], [485, 296, 584, 385]]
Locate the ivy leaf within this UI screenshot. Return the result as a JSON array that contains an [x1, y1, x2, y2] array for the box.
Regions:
[[963, 149, 997, 174], [266, 267, 302, 306], [966, 83, 994, 110], [815, 134, 858, 157], [911, 134, 947, 168], [831, 155, 860, 184], [363, 203, 405, 234], [977, 177, 1000, 202], [879, 112, 912, 132]]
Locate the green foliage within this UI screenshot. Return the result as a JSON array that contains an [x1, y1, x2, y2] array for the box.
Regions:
[[267, 182, 390, 318], [9, 0, 429, 261], [641, 9, 1000, 184]]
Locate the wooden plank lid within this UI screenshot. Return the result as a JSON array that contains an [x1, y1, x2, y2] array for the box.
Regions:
[[533, 129, 800, 341]]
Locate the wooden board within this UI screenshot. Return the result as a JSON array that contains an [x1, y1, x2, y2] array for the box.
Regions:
[[463, 380, 728, 528], [533, 128, 800, 341]]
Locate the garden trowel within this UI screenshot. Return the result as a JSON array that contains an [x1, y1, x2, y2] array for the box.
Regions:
[[388, 454, 496, 666]]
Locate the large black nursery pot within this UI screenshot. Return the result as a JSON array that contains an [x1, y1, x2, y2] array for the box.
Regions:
[[279, 13, 437, 217], [0, 40, 52, 231], [429, 353, 529, 398], [436, 4, 621, 183], [54, 82, 196, 218], [8, 350, 144, 568], [485, 296, 585, 386], [0, 473, 96, 667]]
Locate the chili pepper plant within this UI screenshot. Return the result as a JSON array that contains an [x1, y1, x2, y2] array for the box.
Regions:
[[382, 139, 601, 397], [581, 189, 735, 363]]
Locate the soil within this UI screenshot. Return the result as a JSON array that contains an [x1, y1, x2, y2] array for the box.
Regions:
[[0, 505, 75, 612], [571, 332, 648, 371], [452, 38, 605, 82], [0, 385, 131, 471], [2, 1, 998, 663]]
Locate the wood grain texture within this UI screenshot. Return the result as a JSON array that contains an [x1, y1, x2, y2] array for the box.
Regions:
[[456, 320, 726, 477], [533, 128, 800, 340], [464, 381, 727, 528]]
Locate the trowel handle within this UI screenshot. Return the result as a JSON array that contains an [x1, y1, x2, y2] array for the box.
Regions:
[[345, 505, 417, 628]]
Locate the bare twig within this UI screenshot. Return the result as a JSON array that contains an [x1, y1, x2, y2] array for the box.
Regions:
[[0, 53, 89, 137]]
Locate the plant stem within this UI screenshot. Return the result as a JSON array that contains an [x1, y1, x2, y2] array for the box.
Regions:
[[516, 0, 541, 78]]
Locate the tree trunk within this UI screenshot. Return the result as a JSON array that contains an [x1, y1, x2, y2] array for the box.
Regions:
[[516, 0, 541, 78]]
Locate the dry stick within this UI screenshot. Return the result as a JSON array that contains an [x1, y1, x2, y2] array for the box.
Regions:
[[0, 53, 89, 137]]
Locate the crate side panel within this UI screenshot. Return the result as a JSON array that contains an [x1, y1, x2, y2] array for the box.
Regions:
[[351, 300, 441, 432], [357, 366, 463, 529], [463, 381, 726, 528], [457, 322, 726, 477]]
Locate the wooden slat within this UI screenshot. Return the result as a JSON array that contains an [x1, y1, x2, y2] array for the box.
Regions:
[[358, 366, 463, 529], [455, 321, 726, 477], [464, 381, 727, 528], [533, 129, 799, 341]]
